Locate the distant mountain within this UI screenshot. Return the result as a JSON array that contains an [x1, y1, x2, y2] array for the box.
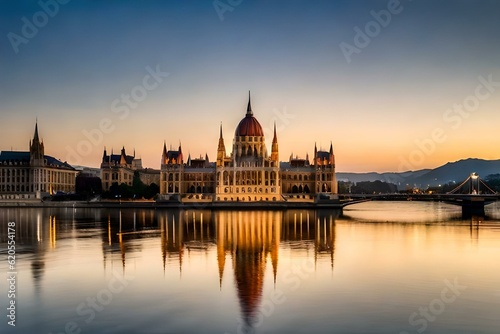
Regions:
[[338, 158, 500, 190], [409, 158, 500, 188], [337, 169, 430, 187]]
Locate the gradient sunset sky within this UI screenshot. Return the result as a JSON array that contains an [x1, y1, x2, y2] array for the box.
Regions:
[[1, 0, 499, 172]]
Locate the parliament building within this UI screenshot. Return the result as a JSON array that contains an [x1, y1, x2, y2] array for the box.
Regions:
[[159, 94, 337, 202]]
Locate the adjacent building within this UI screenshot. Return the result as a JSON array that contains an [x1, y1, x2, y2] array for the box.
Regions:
[[0, 123, 77, 199], [100, 147, 160, 192]]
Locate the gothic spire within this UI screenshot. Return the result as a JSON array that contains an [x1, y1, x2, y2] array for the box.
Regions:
[[246, 91, 253, 117], [272, 122, 277, 143], [271, 121, 279, 162], [34, 121, 39, 141], [162, 141, 168, 164]]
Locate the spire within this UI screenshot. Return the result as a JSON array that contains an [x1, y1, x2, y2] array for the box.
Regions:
[[271, 122, 278, 162], [162, 141, 168, 164], [329, 141, 333, 154], [246, 91, 253, 117], [33, 120, 40, 143], [187, 153, 191, 166], [272, 122, 277, 143], [314, 143, 317, 167], [120, 146, 127, 165], [178, 141, 183, 164], [30, 119, 44, 165], [217, 123, 226, 167]]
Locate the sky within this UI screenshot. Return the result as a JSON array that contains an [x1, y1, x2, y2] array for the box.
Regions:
[[1, 0, 499, 172]]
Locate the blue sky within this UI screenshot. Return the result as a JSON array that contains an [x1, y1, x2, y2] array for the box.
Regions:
[[1, 0, 499, 172]]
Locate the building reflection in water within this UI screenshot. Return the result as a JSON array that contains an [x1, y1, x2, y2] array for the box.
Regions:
[[102, 209, 157, 272], [0, 207, 339, 329], [158, 210, 216, 275], [1, 208, 339, 326], [155, 209, 337, 328], [217, 211, 281, 326]]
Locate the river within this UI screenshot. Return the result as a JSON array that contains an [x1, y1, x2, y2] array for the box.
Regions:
[[1, 201, 499, 333]]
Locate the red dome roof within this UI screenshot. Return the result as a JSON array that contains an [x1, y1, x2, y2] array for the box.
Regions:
[[235, 115, 264, 137]]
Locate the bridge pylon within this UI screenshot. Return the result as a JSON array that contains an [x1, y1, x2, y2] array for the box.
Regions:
[[447, 173, 497, 217]]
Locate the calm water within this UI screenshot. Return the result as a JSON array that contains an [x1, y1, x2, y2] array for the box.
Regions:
[[1, 202, 500, 334]]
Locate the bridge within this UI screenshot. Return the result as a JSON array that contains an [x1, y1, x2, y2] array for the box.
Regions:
[[340, 173, 499, 216]]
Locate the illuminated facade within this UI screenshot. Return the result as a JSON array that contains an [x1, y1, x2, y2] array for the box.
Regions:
[[160, 94, 337, 202], [0, 122, 77, 199]]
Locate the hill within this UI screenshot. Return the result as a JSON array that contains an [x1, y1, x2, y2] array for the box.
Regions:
[[338, 158, 500, 190]]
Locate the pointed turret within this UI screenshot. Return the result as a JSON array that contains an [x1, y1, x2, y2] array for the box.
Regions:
[[314, 143, 318, 166], [187, 153, 191, 166], [102, 147, 108, 164], [178, 142, 183, 164], [120, 146, 127, 165], [30, 120, 45, 166], [271, 122, 279, 163], [161, 141, 168, 165], [217, 123, 226, 167], [246, 91, 253, 116], [33, 122, 40, 143], [329, 142, 335, 165]]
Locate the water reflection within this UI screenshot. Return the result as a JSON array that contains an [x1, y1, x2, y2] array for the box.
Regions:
[[1, 204, 499, 334], [153, 209, 338, 329], [0, 207, 338, 330]]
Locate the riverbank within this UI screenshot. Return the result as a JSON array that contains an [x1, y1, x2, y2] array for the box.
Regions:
[[0, 199, 355, 209]]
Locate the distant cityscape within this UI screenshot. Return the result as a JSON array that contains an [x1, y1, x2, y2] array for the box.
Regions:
[[0, 94, 338, 202], [2, 95, 500, 202]]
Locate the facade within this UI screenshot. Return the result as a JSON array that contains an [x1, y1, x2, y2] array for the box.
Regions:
[[0, 123, 77, 199], [100, 147, 160, 191], [159, 144, 216, 201], [160, 94, 337, 202]]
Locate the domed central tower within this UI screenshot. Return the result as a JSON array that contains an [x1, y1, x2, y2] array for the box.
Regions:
[[233, 92, 268, 166], [215, 92, 281, 202]]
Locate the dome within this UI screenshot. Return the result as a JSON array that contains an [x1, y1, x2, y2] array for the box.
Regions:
[[234, 91, 264, 137], [235, 115, 264, 137]]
